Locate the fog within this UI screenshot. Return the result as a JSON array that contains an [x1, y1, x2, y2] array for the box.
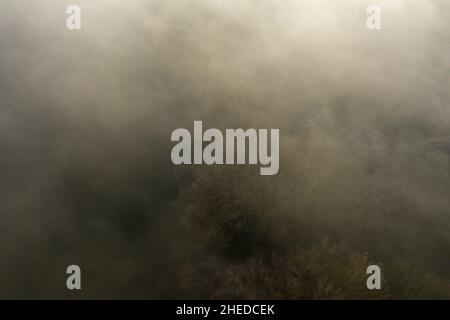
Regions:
[[0, 0, 448, 298]]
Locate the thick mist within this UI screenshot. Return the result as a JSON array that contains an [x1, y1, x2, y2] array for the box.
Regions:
[[0, 0, 448, 298]]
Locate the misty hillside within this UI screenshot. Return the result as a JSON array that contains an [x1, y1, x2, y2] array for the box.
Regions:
[[0, 0, 448, 298]]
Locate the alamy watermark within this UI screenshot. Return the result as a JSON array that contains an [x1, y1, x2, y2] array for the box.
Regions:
[[170, 121, 280, 176], [66, 5, 81, 30]]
